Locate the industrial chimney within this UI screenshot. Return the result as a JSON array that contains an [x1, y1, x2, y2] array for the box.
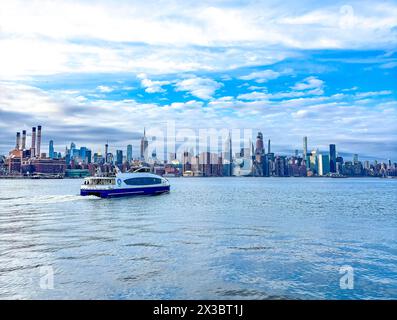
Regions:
[[37, 125, 42, 158], [22, 130, 26, 150], [31, 127, 36, 158], [16, 132, 21, 150]]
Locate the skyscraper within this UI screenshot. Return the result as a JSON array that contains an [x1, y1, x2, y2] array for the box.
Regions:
[[105, 142, 109, 163], [268, 139, 271, 154], [309, 149, 318, 174], [255, 132, 265, 155], [49, 140, 54, 159], [116, 150, 123, 166], [254, 132, 267, 176], [353, 154, 359, 163], [318, 154, 330, 176], [303, 136, 308, 159], [329, 144, 336, 173], [127, 144, 133, 163], [140, 128, 148, 161], [86, 150, 92, 164]]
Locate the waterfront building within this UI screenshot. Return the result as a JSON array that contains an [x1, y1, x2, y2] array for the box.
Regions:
[[309, 150, 318, 174], [86, 150, 92, 164], [329, 144, 336, 173], [80, 147, 87, 162], [274, 156, 288, 177], [318, 154, 330, 176], [336, 156, 344, 174], [65, 169, 90, 178], [26, 158, 66, 175], [127, 145, 133, 163], [49, 140, 54, 159], [65, 143, 92, 164], [182, 150, 192, 174], [116, 150, 123, 167]]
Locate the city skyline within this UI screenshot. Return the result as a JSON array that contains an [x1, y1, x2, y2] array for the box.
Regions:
[[2, 123, 395, 163], [0, 1, 396, 159], [3, 123, 396, 179]]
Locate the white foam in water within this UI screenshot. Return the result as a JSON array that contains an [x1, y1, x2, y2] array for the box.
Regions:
[[31, 194, 100, 204]]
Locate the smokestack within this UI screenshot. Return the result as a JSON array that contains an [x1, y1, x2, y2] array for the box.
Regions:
[[22, 130, 26, 150], [16, 132, 21, 150], [31, 127, 36, 158], [37, 125, 42, 158]]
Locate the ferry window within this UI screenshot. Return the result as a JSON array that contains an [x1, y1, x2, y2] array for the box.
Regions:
[[124, 177, 162, 185]]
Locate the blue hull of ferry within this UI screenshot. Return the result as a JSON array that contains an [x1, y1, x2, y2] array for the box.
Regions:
[[80, 185, 170, 198]]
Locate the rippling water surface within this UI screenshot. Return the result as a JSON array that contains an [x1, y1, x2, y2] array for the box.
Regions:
[[0, 177, 396, 299]]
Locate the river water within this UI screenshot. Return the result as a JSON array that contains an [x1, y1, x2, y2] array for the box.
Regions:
[[0, 177, 396, 299]]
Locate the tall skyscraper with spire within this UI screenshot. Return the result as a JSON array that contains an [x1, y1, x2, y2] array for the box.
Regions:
[[105, 142, 109, 163], [140, 128, 149, 161]]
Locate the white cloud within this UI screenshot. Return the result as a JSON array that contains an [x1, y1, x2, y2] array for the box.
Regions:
[[175, 77, 223, 100], [0, 1, 396, 77], [239, 70, 280, 83], [292, 76, 324, 91], [237, 92, 269, 101], [137, 74, 170, 93], [97, 85, 114, 93], [1, 81, 396, 159], [355, 90, 393, 98], [342, 86, 359, 92]]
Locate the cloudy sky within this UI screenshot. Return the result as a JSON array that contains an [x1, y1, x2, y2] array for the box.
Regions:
[[0, 0, 396, 160]]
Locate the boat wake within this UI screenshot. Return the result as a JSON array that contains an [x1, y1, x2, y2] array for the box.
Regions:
[[31, 194, 99, 204], [0, 195, 97, 206]]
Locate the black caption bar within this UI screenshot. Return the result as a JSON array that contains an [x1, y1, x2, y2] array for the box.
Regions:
[[0, 300, 393, 319]]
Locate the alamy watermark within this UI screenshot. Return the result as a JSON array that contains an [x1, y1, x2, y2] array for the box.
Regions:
[[339, 265, 354, 290], [143, 120, 253, 164], [39, 266, 54, 290]]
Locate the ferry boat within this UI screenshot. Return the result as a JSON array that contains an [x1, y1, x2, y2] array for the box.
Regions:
[[80, 167, 170, 198]]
